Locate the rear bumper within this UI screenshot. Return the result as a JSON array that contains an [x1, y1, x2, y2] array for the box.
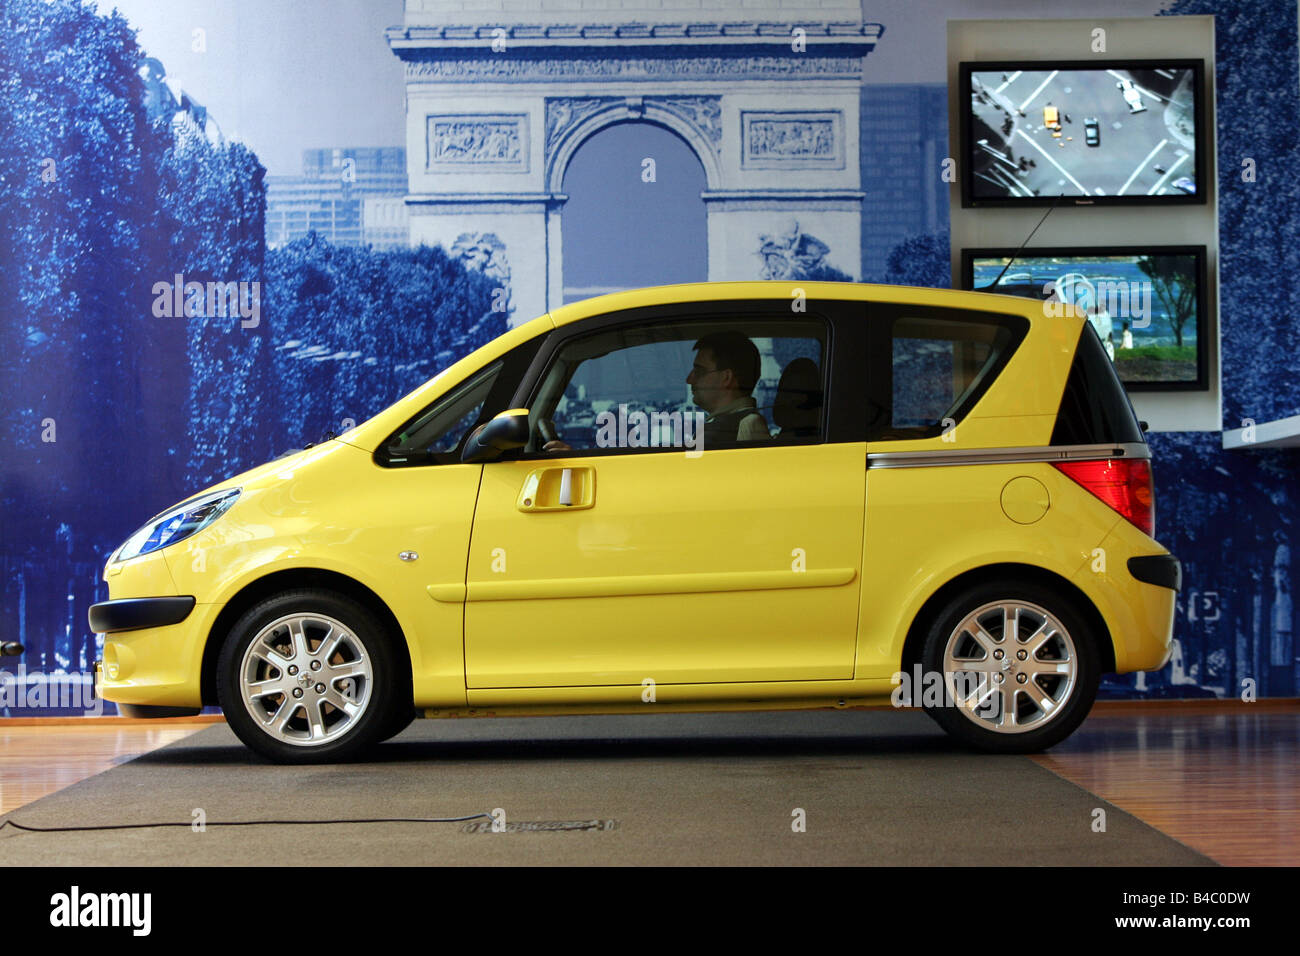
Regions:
[[89, 596, 196, 634], [1072, 529, 1179, 674]]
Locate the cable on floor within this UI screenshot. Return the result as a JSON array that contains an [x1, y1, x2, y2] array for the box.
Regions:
[[0, 812, 491, 834]]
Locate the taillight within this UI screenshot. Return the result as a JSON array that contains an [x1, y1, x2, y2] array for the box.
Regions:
[[1054, 458, 1154, 538]]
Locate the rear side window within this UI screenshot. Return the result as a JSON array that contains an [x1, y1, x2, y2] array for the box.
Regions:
[[1051, 323, 1146, 446], [868, 306, 1028, 440]]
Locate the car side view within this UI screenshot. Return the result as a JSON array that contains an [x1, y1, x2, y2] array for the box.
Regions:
[[91, 282, 1180, 763]]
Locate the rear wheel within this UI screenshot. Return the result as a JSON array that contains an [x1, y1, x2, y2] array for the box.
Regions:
[[217, 589, 402, 763], [920, 581, 1100, 753]]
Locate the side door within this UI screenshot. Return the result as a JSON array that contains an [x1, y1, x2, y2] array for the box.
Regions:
[[855, 299, 1036, 679], [365, 333, 545, 704], [462, 300, 867, 692]]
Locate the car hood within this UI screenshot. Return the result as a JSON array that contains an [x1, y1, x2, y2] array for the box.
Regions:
[[194, 441, 355, 499]]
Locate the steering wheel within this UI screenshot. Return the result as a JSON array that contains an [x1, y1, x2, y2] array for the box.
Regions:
[[536, 416, 559, 446]]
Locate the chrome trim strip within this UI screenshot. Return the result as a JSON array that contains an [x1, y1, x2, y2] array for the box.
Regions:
[[867, 442, 1150, 469]]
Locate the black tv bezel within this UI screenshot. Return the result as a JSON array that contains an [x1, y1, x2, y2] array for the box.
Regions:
[[958, 59, 1208, 209], [960, 244, 1210, 392]]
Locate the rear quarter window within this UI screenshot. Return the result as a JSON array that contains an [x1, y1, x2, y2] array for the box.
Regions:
[[868, 305, 1029, 440], [1051, 322, 1146, 446]]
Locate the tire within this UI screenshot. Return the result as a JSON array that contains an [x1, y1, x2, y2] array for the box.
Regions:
[[216, 589, 402, 764], [379, 702, 416, 742], [919, 580, 1100, 754]]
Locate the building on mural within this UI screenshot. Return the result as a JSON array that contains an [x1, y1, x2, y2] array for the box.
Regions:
[[266, 148, 409, 248], [859, 84, 950, 281]]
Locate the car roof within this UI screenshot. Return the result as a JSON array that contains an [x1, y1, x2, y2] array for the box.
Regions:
[[544, 281, 1048, 329]]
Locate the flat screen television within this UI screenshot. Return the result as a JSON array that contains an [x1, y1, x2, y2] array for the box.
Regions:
[[961, 246, 1209, 391], [959, 60, 1206, 207]]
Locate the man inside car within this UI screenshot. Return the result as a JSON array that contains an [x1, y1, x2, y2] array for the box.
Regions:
[[542, 330, 771, 452]]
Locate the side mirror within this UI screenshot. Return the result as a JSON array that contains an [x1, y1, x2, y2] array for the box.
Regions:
[[461, 409, 530, 463]]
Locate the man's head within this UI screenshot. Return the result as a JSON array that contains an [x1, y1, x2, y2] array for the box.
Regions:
[[688, 330, 760, 413]]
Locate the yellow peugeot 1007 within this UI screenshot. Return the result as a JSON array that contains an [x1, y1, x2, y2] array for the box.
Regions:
[[92, 282, 1179, 763]]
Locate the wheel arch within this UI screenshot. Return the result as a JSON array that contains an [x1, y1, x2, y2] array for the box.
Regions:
[[200, 568, 413, 707], [898, 562, 1117, 677]]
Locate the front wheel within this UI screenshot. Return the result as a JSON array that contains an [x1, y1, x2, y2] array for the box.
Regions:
[[920, 581, 1100, 754], [216, 590, 402, 763]]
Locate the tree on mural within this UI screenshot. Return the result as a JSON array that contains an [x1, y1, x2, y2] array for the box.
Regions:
[[883, 230, 952, 289], [1132, 0, 1300, 701], [1136, 254, 1196, 348], [0, 0, 173, 546], [1160, 0, 1300, 425], [0, 0, 179, 676], [1141, 432, 1297, 699], [264, 236, 504, 451], [159, 128, 273, 489]]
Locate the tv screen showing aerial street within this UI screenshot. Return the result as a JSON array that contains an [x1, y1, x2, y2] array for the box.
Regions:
[[962, 61, 1203, 206]]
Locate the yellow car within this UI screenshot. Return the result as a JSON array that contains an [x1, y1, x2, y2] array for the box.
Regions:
[[91, 282, 1179, 763], [1043, 105, 1062, 136]]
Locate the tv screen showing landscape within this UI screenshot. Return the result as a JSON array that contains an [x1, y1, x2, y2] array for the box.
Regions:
[[962, 61, 1204, 206], [963, 247, 1208, 390]]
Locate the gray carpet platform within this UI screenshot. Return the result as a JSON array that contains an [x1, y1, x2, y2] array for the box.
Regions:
[[0, 711, 1214, 866]]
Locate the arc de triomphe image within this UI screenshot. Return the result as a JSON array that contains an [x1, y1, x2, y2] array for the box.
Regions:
[[386, 1, 882, 325]]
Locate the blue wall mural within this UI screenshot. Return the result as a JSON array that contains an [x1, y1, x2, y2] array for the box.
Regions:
[[0, 0, 1296, 714]]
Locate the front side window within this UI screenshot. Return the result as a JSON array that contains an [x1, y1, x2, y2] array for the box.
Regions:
[[528, 316, 827, 455], [381, 361, 502, 464]]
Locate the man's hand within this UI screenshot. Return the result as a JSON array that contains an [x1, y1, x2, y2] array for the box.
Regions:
[[543, 440, 572, 453]]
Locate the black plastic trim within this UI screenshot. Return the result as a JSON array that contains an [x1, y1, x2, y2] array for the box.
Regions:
[[1127, 554, 1182, 591], [89, 596, 196, 634]]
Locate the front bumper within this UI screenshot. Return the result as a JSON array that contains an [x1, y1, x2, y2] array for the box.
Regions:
[[92, 601, 216, 709], [88, 596, 196, 633]]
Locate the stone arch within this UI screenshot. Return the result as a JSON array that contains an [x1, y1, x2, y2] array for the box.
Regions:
[[545, 100, 717, 304], [555, 117, 709, 301], [546, 99, 723, 195]]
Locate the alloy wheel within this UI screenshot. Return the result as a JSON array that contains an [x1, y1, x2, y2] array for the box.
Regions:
[[941, 600, 1078, 734], [238, 613, 373, 746]]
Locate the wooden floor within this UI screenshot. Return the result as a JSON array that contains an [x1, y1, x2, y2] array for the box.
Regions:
[[1031, 700, 1300, 867], [0, 716, 220, 816], [1, 702, 1296, 865]]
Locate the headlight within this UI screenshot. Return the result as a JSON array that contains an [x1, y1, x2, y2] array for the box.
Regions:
[[115, 488, 241, 563]]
